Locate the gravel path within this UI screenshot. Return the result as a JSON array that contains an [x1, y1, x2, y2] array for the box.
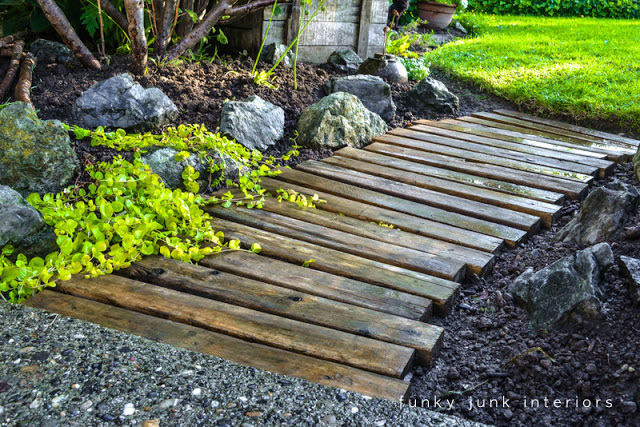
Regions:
[[0, 302, 483, 427]]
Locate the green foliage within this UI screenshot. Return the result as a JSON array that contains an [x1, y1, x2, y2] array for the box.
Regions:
[[1, 154, 235, 303], [0, 0, 49, 35], [418, 0, 468, 8], [427, 13, 640, 130], [399, 55, 431, 81], [467, 0, 640, 18]]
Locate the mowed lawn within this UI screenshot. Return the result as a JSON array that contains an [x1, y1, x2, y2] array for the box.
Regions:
[[427, 14, 640, 130]]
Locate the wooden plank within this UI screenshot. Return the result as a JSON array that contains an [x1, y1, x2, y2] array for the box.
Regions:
[[299, 21, 359, 46], [122, 256, 443, 365], [297, 160, 543, 232], [286, 0, 301, 45], [24, 292, 410, 400], [336, 146, 564, 203], [201, 251, 433, 321], [357, 0, 373, 57], [494, 109, 640, 149], [458, 115, 632, 168], [438, 119, 632, 162], [260, 177, 504, 253], [407, 124, 604, 177], [52, 275, 416, 377], [228, 192, 496, 276], [207, 217, 459, 314], [378, 132, 593, 184], [474, 111, 637, 149], [322, 155, 562, 228], [273, 168, 528, 247], [208, 204, 467, 281], [365, 142, 588, 200]]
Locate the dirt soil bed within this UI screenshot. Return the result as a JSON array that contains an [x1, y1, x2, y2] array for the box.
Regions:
[[3, 52, 640, 426]]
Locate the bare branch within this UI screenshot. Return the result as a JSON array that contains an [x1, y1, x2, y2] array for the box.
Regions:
[[99, 0, 129, 32], [14, 53, 36, 105], [0, 41, 24, 100], [35, 0, 101, 70], [124, 0, 148, 74]]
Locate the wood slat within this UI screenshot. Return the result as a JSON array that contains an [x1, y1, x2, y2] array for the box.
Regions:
[[494, 109, 640, 149], [273, 168, 528, 247], [439, 119, 632, 162], [200, 251, 433, 320], [475, 111, 637, 150], [336, 146, 564, 204], [297, 161, 543, 232], [377, 132, 593, 184], [24, 291, 410, 400], [52, 275, 416, 378], [260, 177, 504, 253], [207, 204, 467, 281], [207, 217, 459, 314], [227, 192, 496, 276], [407, 124, 604, 177], [322, 155, 561, 228], [415, 120, 614, 171], [121, 256, 443, 365], [365, 143, 588, 200]]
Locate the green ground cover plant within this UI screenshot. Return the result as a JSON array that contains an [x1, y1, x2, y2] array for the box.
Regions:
[[0, 123, 302, 303], [468, 0, 640, 19], [427, 13, 640, 130]]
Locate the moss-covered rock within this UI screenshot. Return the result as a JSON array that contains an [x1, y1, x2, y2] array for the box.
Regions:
[[0, 102, 78, 197], [296, 92, 388, 150]]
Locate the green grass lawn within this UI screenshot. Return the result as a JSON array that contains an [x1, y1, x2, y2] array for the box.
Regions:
[[426, 13, 640, 130]]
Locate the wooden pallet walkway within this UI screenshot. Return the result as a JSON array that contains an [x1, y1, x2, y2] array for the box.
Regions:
[[25, 110, 635, 400]]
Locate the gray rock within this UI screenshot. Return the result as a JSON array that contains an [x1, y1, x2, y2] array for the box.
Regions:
[[140, 147, 211, 191], [0, 102, 78, 196], [509, 243, 614, 329], [407, 77, 459, 116], [454, 21, 468, 35], [555, 180, 639, 245], [325, 75, 396, 121], [0, 185, 57, 259], [30, 39, 72, 64], [262, 43, 294, 67], [619, 256, 640, 304], [327, 49, 363, 73], [296, 92, 388, 150], [220, 96, 284, 152], [72, 74, 179, 133]]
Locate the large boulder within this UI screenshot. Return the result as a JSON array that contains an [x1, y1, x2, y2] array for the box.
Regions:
[[619, 256, 640, 305], [30, 39, 72, 64], [407, 77, 459, 116], [0, 185, 57, 259], [509, 243, 614, 329], [296, 92, 388, 150], [328, 49, 363, 73], [262, 43, 294, 67], [325, 75, 396, 121], [0, 102, 78, 197], [555, 180, 639, 245], [220, 96, 284, 152], [72, 74, 179, 133]]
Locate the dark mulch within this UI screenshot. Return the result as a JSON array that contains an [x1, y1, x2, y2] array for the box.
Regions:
[[3, 46, 640, 427]]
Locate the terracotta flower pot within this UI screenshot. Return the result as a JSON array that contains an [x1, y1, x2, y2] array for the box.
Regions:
[[416, 1, 457, 30]]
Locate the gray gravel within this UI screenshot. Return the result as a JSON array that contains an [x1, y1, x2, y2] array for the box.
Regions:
[[0, 301, 484, 427]]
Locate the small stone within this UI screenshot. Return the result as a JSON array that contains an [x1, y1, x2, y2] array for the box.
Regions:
[[621, 401, 637, 413], [245, 411, 263, 417], [51, 395, 67, 408], [20, 365, 39, 374], [540, 359, 552, 369], [211, 400, 220, 408], [158, 398, 181, 409], [406, 77, 459, 116], [350, 406, 359, 414], [19, 347, 36, 353], [262, 43, 294, 67], [0, 382, 9, 393], [328, 49, 363, 73], [80, 401, 93, 411], [123, 403, 135, 416], [142, 420, 160, 427], [322, 414, 337, 424], [336, 393, 348, 402], [586, 363, 598, 375], [29, 397, 42, 409], [103, 414, 115, 422], [226, 402, 237, 409], [192, 388, 201, 396]]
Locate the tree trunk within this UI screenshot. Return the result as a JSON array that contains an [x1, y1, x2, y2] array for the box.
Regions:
[[156, 0, 177, 57], [124, 0, 148, 74], [35, 0, 101, 70], [0, 41, 24, 100], [99, 0, 129, 32], [175, 0, 195, 38], [165, 0, 238, 61], [14, 53, 36, 105]]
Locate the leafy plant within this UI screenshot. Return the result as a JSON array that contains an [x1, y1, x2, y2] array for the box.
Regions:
[[399, 55, 431, 81], [467, 0, 640, 18], [418, 0, 468, 9]]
